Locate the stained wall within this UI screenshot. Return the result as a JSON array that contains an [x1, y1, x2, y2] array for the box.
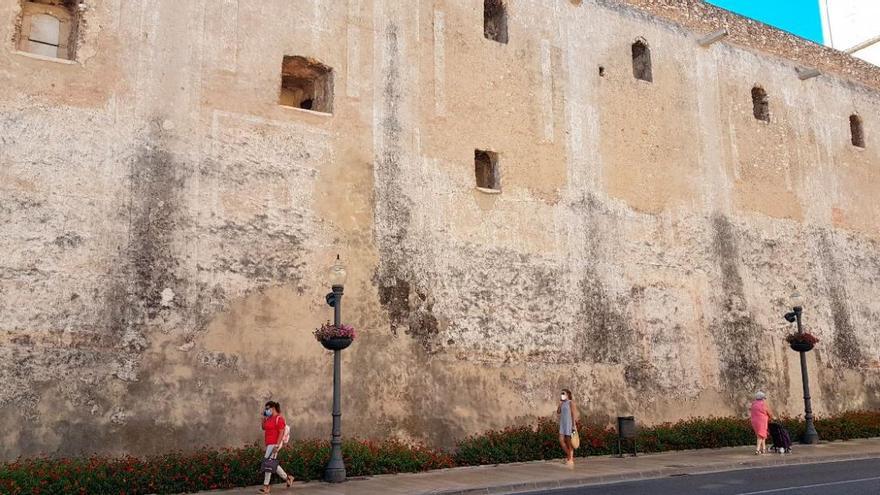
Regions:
[[1, 0, 879, 459]]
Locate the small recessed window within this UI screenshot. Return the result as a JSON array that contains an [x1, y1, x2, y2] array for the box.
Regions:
[[752, 86, 770, 122], [850, 114, 865, 148], [280, 56, 334, 114], [483, 0, 508, 44], [16, 1, 80, 60], [475, 149, 500, 191], [598, 65, 606, 77], [26, 13, 61, 57], [631, 39, 652, 82]]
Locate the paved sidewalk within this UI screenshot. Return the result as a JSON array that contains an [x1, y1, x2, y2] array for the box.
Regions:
[[205, 438, 880, 495]]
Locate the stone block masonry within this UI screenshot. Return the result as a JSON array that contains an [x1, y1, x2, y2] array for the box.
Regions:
[[0, 0, 879, 459]]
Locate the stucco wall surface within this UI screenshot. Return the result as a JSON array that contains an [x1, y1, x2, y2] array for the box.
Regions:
[[1, 0, 879, 459]]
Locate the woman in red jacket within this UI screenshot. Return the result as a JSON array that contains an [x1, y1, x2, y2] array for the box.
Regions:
[[260, 401, 293, 493]]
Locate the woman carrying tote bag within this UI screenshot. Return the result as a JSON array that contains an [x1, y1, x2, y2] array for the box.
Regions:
[[557, 389, 579, 466], [259, 401, 293, 493]]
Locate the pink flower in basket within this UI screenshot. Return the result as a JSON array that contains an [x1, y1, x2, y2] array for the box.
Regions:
[[785, 332, 819, 346], [313, 321, 357, 341]]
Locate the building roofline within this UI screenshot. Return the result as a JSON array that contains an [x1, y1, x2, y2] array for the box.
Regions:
[[605, 0, 880, 92]]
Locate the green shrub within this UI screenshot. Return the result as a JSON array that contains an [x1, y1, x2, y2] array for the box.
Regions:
[[2, 411, 879, 494], [0, 439, 453, 495], [454, 410, 880, 465], [813, 410, 880, 441], [637, 416, 755, 452]]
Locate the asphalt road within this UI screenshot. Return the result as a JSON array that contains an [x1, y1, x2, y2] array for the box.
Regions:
[[524, 458, 880, 495]]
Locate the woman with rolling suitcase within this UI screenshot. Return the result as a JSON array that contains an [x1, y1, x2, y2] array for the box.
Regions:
[[749, 391, 773, 455], [768, 421, 792, 453]]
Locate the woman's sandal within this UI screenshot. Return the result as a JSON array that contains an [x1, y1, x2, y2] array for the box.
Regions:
[[286, 476, 295, 488], [258, 488, 270, 494]]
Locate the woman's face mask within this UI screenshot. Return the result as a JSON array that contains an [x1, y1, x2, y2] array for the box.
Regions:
[[560, 393, 567, 401], [264, 408, 272, 417]]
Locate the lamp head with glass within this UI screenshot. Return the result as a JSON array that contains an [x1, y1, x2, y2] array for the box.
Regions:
[[790, 289, 804, 313], [329, 254, 347, 290]]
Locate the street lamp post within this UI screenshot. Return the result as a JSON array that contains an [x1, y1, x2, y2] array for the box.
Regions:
[[784, 291, 819, 445], [323, 256, 348, 482]]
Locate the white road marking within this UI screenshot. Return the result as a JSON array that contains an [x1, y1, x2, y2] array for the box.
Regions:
[[735, 476, 880, 494]]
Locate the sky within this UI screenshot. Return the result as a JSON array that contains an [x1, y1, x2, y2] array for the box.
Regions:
[[705, 0, 824, 44]]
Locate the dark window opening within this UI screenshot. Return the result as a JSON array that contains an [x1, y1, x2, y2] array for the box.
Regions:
[[280, 55, 334, 113], [752, 86, 769, 122], [850, 114, 865, 148], [484, 0, 508, 44], [475, 149, 500, 191], [631, 39, 652, 82], [598, 65, 606, 77]]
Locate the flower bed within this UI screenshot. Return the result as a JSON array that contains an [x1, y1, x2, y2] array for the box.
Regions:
[[3, 411, 880, 494], [455, 410, 880, 466], [0, 439, 453, 495]]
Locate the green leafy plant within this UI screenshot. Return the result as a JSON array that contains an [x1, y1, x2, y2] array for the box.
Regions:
[[0, 439, 451, 495], [454, 410, 880, 465], [2, 411, 879, 494]]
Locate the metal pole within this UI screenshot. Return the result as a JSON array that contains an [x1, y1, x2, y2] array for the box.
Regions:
[[324, 285, 346, 482], [794, 306, 819, 444]]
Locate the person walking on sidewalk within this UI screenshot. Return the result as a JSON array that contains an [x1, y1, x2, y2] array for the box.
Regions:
[[750, 391, 773, 455], [260, 401, 293, 493], [557, 388, 578, 466]]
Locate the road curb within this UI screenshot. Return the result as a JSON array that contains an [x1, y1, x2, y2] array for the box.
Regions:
[[427, 452, 880, 495]]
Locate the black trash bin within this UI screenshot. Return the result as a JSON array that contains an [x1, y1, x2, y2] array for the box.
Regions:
[[617, 416, 637, 457]]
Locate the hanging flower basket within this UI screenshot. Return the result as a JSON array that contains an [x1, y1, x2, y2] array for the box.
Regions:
[[790, 341, 814, 352], [320, 337, 352, 351], [314, 322, 356, 351], [785, 332, 818, 353]]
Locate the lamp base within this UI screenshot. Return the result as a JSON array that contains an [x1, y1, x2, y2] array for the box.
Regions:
[[323, 466, 346, 483], [801, 431, 819, 444]]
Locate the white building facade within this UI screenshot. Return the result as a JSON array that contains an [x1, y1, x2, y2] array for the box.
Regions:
[[819, 0, 880, 65]]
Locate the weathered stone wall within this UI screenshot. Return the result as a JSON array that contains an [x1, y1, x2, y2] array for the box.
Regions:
[[1, 0, 879, 459]]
